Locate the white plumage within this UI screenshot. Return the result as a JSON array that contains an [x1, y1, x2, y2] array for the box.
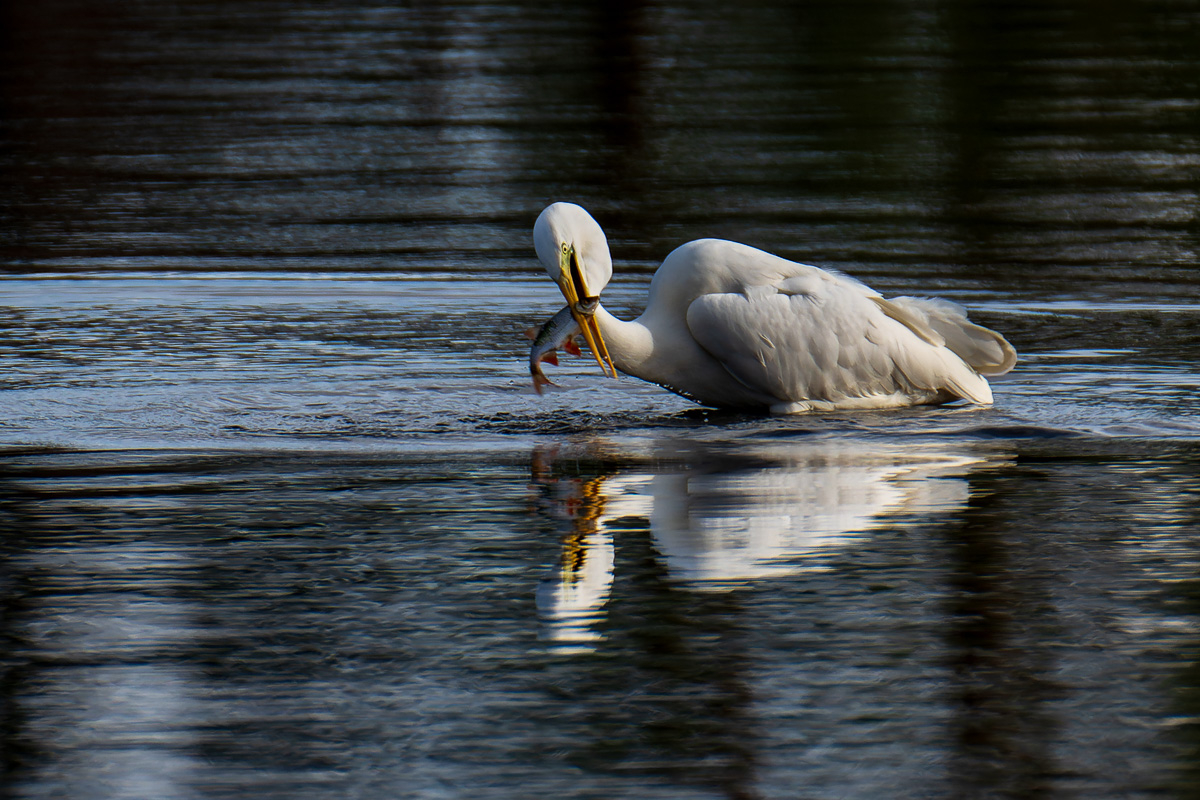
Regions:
[[533, 202, 1016, 414]]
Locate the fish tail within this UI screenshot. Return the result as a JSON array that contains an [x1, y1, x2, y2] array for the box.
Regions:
[[532, 371, 555, 395]]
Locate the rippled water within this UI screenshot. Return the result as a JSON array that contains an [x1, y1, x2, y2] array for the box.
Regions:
[[4, 2, 1200, 799]]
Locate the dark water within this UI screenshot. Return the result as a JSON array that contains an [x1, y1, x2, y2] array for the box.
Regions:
[[3, 2, 1200, 799]]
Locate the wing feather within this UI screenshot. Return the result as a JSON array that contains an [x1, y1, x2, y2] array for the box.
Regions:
[[686, 277, 994, 406]]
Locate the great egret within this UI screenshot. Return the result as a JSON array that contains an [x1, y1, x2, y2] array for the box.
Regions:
[[533, 202, 1016, 414]]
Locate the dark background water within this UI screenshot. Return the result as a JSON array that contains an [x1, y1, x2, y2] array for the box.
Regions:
[[3, 2, 1200, 799], [5, 0, 1199, 287]]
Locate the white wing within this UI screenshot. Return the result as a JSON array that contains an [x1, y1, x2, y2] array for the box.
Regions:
[[685, 268, 994, 407]]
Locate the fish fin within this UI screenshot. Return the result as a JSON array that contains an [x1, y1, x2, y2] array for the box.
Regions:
[[542, 350, 558, 366], [563, 337, 581, 357], [532, 372, 555, 395], [524, 326, 538, 341]]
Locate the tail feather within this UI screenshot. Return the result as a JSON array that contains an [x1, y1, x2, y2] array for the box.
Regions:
[[887, 296, 1017, 376]]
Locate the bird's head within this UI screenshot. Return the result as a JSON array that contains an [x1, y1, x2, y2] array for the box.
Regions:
[[533, 202, 616, 377]]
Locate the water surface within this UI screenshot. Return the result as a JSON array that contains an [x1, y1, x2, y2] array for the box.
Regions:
[[3, 2, 1200, 799]]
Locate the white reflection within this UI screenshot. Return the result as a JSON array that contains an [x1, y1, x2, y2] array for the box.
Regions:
[[24, 664, 201, 800], [647, 441, 978, 585], [533, 436, 988, 648], [536, 528, 615, 651], [532, 450, 619, 653], [16, 542, 206, 800]]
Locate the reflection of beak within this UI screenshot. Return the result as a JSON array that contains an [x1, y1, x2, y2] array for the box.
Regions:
[[557, 246, 616, 378]]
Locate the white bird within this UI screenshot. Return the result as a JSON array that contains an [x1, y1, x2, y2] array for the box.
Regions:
[[533, 202, 1017, 414]]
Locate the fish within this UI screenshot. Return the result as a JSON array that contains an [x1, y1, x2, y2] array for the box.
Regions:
[[528, 305, 583, 394]]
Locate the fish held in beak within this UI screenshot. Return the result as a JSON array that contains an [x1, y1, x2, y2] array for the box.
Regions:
[[529, 306, 581, 394]]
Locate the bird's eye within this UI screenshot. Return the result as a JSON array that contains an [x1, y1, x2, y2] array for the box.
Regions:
[[561, 243, 570, 255]]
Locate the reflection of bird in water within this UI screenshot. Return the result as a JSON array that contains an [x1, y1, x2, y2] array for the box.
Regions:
[[531, 449, 615, 650], [630, 442, 979, 585], [533, 202, 1016, 413], [535, 523, 614, 650], [531, 438, 990, 647]]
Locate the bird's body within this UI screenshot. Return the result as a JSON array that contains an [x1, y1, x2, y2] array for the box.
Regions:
[[533, 203, 1016, 414]]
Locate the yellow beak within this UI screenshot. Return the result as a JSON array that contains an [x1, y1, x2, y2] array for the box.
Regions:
[[558, 245, 616, 379]]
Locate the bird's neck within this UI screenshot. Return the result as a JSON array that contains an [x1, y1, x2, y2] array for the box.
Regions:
[[593, 304, 655, 378], [592, 299, 768, 409]]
